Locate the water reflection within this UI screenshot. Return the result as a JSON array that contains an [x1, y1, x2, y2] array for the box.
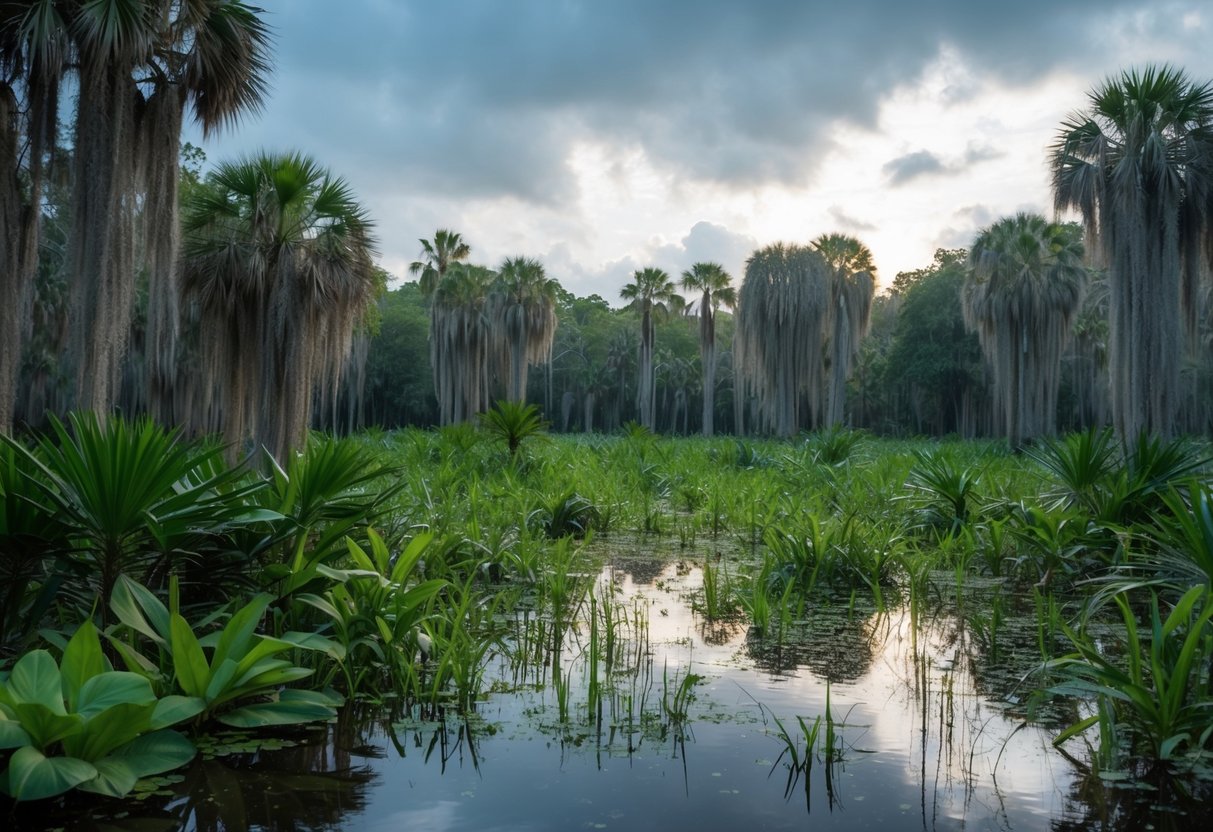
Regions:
[[16, 559, 1213, 831], [743, 606, 880, 682]]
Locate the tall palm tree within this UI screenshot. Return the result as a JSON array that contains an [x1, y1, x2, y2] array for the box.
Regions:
[[962, 214, 1086, 447], [680, 262, 735, 435], [62, 0, 271, 421], [811, 234, 877, 427], [492, 257, 560, 403], [733, 244, 831, 437], [430, 263, 495, 424], [620, 267, 681, 430], [1052, 65, 1213, 439], [0, 0, 69, 433], [180, 151, 378, 463], [409, 229, 471, 298]]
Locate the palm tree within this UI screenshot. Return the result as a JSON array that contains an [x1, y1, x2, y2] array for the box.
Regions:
[[180, 152, 378, 463], [0, 1, 69, 433], [962, 214, 1086, 448], [680, 262, 735, 436], [1052, 65, 1213, 439], [620, 267, 681, 430], [733, 244, 831, 437], [409, 229, 471, 298], [62, 0, 272, 421], [430, 263, 496, 424], [811, 234, 877, 427], [492, 257, 560, 403]]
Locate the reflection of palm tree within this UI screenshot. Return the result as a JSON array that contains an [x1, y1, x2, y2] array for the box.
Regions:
[[492, 257, 559, 403], [1052, 65, 1213, 439], [621, 267, 682, 430], [181, 152, 377, 462], [962, 214, 1085, 447], [680, 262, 736, 436], [811, 234, 876, 428], [409, 229, 471, 298]]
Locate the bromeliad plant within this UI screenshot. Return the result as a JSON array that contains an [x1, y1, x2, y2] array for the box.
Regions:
[[0, 621, 197, 801]]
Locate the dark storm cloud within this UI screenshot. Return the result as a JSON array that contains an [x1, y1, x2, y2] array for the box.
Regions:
[[207, 0, 1200, 207]]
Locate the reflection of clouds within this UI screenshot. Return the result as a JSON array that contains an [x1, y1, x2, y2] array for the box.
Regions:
[[371, 800, 463, 832]]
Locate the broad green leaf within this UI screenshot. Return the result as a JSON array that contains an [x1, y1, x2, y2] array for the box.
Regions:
[[10, 703, 82, 749], [279, 631, 346, 661], [111, 576, 170, 645], [217, 699, 336, 728], [169, 614, 211, 698], [107, 638, 160, 678], [205, 659, 239, 703], [211, 594, 273, 671], [107, 729, 196, 778], [5, 651, 66, 713], [296, 593, 342, 622], [74, 672, 156, 719], [2, 746, 97, 801], [76, 757, 138, 797], [280, 687, 345, 708], [0, 714, 32, 749], [231, 636, 295, 679], [391, 531, 434, 584], [61, 620, 108, 710], [62, 702, 153, 761], [150, 695, 206, 730]]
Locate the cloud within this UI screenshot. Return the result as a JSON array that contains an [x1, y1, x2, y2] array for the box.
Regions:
[[883, 150, 948, 185], [186, 1, 1213, 291], [828, 206, 878, 233], [883, 140, 1005, 186], [541, 221, 756, 303], [933, 202, 1044, 249], [201, 0, 1194, 203]]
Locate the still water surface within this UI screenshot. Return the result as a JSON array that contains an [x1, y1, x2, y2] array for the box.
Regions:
[[20, 554, 1212, 831]]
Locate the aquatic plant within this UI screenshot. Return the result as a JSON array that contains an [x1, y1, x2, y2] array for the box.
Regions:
[[108, 577, 342, 728], [0, 622, 196, 801], [1049, 586, 1213, 761]]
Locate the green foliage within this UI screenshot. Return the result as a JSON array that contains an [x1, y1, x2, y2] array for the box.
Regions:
[[0, 622, 195, 801], [256, 435, 403, 599], [108, 577, 342, 728], [0, 413, 265, 615], [527, 491, 600, 539], [479, 400, 548, 457], [882, 253, 984, 435], [903, 450, 979, 537], [1049, 587, 1213, 761], [296, 530, 447, 694]]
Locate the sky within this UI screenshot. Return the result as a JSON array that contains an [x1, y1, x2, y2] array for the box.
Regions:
[[186, 0, 1213, 299]]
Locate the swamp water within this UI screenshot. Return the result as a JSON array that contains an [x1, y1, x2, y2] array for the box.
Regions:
[[15, 549, 1213, 831]]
